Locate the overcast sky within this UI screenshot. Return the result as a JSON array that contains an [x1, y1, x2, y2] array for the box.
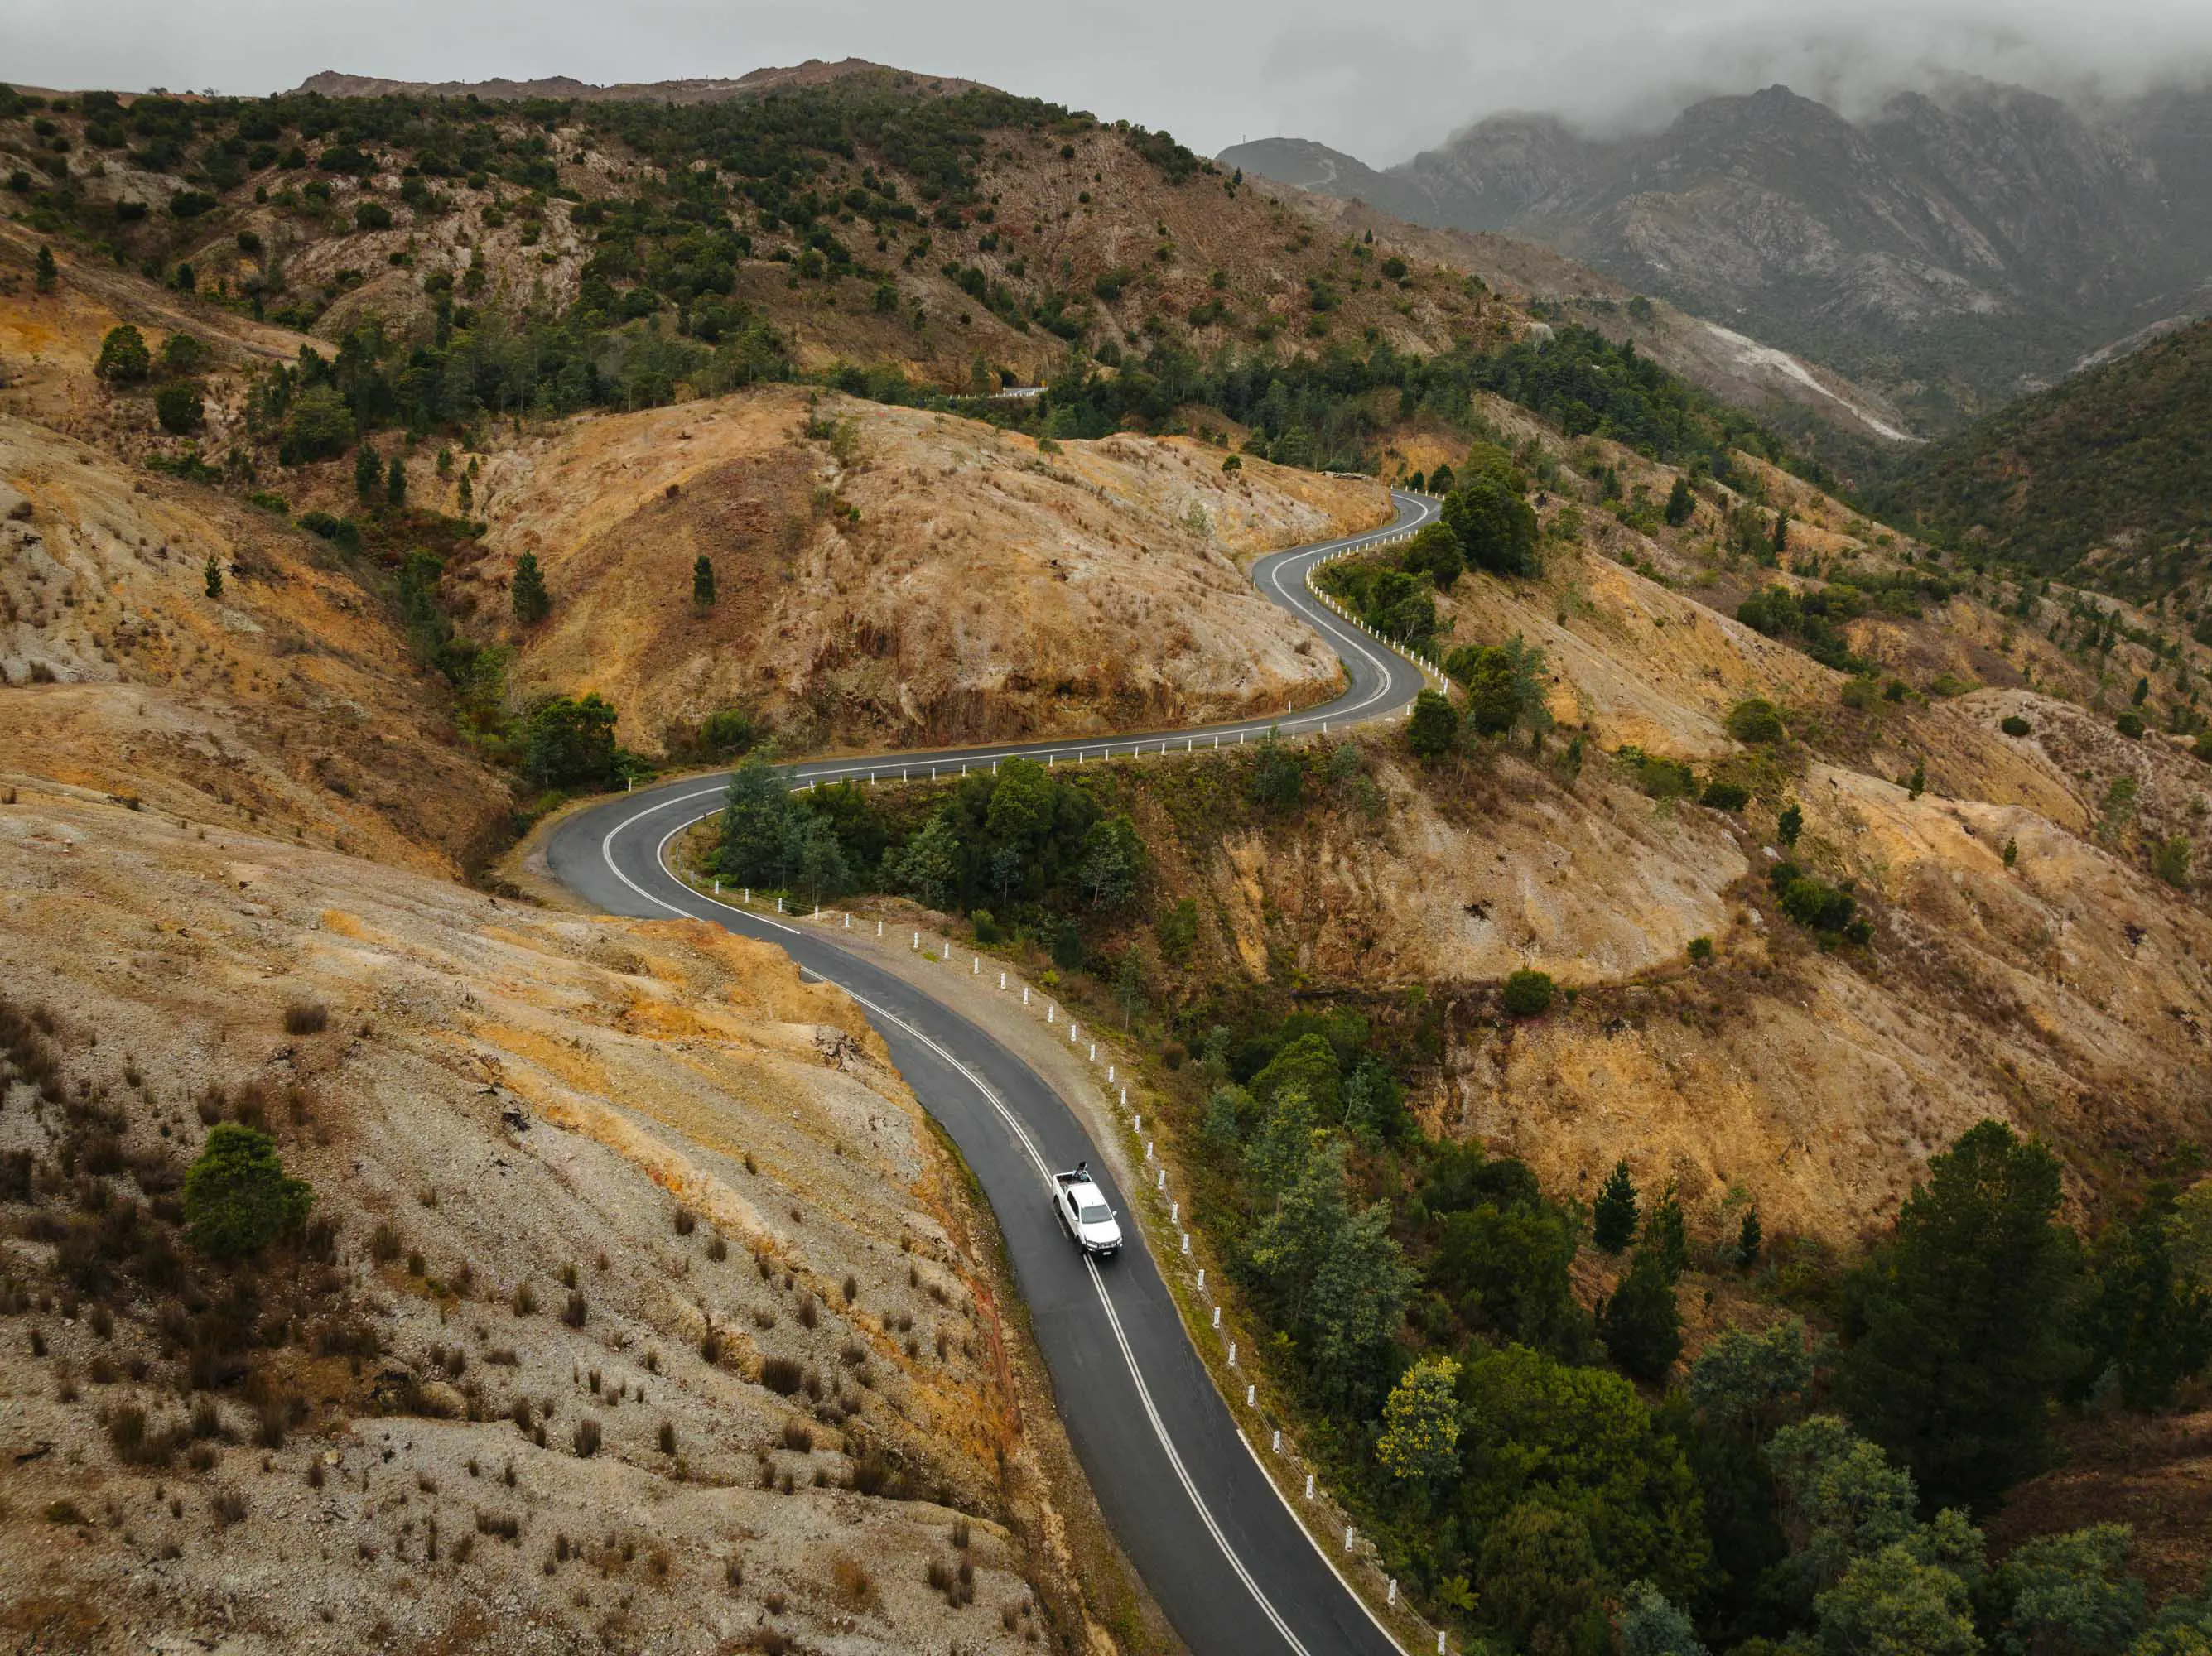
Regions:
[[14, 0, 2212, 165]]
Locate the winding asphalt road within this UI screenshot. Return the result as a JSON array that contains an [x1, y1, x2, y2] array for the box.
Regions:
[[547, 490, 1438, 1655]]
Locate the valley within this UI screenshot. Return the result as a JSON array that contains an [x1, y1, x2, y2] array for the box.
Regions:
[[2, 55, 2210, 1656]]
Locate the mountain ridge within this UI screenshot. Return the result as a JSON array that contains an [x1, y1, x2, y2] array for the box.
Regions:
[[1223, 75, 2212, 431]]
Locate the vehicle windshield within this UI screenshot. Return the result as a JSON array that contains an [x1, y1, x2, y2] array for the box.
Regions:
[[1077, 1203, 1111, 1225]]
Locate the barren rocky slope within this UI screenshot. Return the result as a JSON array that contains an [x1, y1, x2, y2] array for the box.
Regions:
[[0, 781, 1116, 1654], [461, 386, 1386, 751]]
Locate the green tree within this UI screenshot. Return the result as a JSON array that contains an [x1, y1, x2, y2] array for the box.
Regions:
[[985, 756, 1055, 844], [1601, 1249, 1683, 1382], [1250, 1033, 1342, 1119], [1663, 474, 1696, 528], [1617, 1580, 1709, 1656], [1112, 947, 1145, 1027], [1594, 1160, 1640, 1254], [385, 452, 407, 507], [793, 814, 850, 904], [35, 243, 57, 293], [95, 324, 152, 383], [1453, 1342, 1711, 1600], [1077, 813, 1145, 909], [886, 811, 961, 910], [1689, 1317, 1814, 1432], [1779, 803, 1805, 845], [1436, 1196, 1590, 1360], [1479, 1501, 1607, 1656], [277, 386, 353, 464], [1837, 1120, 2081, 1513], [1764, 1415, 1924, 1590], [158, 331, 209, 377], [1737, 1206, 1764, 1269], [523, 693, 620, 791], [510, 551, 551, 623], [692, 554, 716, 610], [1406, 688, 1458, 759], [1991, 1524, 2145, 1656], [718, 752, 798, 886], [1376, 1355, 1462, 1485], [1403, 521, 1464, 588], [354, 441, 383, 502], [1814, 1538, 1981, 1656], [2132, 676, 2150, 707], [1444, 474, 1541, 578], [202, 554, 223, 600], [1249, 727, 1306, 809], [1645, 1180, 1689, 1279], [2073, 1205, 2212, 1411], [1772, 510, 1791, 558], [154, 381, 203, 434], [1244, 1128, 1412, 1409], [183, 1124, 312, 1258]]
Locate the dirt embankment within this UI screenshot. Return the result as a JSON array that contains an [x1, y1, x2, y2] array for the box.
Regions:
[[462, 385, 1389, 753], [0, 783, 1108, 1654]]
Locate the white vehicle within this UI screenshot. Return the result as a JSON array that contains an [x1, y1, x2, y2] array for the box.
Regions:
[[1050, 1163, 1122, 1259]]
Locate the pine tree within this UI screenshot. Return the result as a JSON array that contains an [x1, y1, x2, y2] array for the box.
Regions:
[[385, 454, 407, 507], [1663, 474, 1694, 527], [457, 473, 474, 513], [692, 554, 716, 611], [1836, 1119, 2079, 1513], [1772, 509, 1790, 556], [510, 551, 551, 624], [354, 444, 382, 503], [1600, 1249, 1682, 1382], [1737, 1206, 1763, 1270], [203, 555, 224, 600], [1594, 1160, 1639, 1254], [35, 244, 58, 294], [1777, 803, 1804, 846], [1645, 1180, 1689, 1280]]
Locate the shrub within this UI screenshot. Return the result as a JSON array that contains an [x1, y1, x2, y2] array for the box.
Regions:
[[562, 1290, 588, 1327], [1725, 698, 1784, 744], [1405, 689, 1458, 760], [572, 1418, 601, 1457], [354, 200, 393, 231], [154, 382, 203, 434], [182, 1125, 312, 1259], [2152, 836, 2193, 890], [2000, 714, 2032, 738], [511, 1282, 537, 1317], [1699, 780, 1750, 811], [368, 1221, 402, 1262], [674, 1206, 696, 1236], [1686, 936, 1713, 965], [2114, 711, 2145, 739], [1500, 970, 1556, 1018], [759, 1355, 804, 1394], [282, 999, 327, 1035]]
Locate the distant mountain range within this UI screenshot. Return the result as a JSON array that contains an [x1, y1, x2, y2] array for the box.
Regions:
[[291, 58, 984, 105], [1222, 78, 2212, 433]]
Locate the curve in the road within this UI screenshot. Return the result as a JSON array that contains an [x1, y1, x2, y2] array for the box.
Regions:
[[547, 490, 1438, 1656]]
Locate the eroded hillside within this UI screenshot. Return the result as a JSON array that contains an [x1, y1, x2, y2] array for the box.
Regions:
[[0, 781, 1111, 1654], [461, 386, 1386, 750], [0, 412, 513, 876]]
